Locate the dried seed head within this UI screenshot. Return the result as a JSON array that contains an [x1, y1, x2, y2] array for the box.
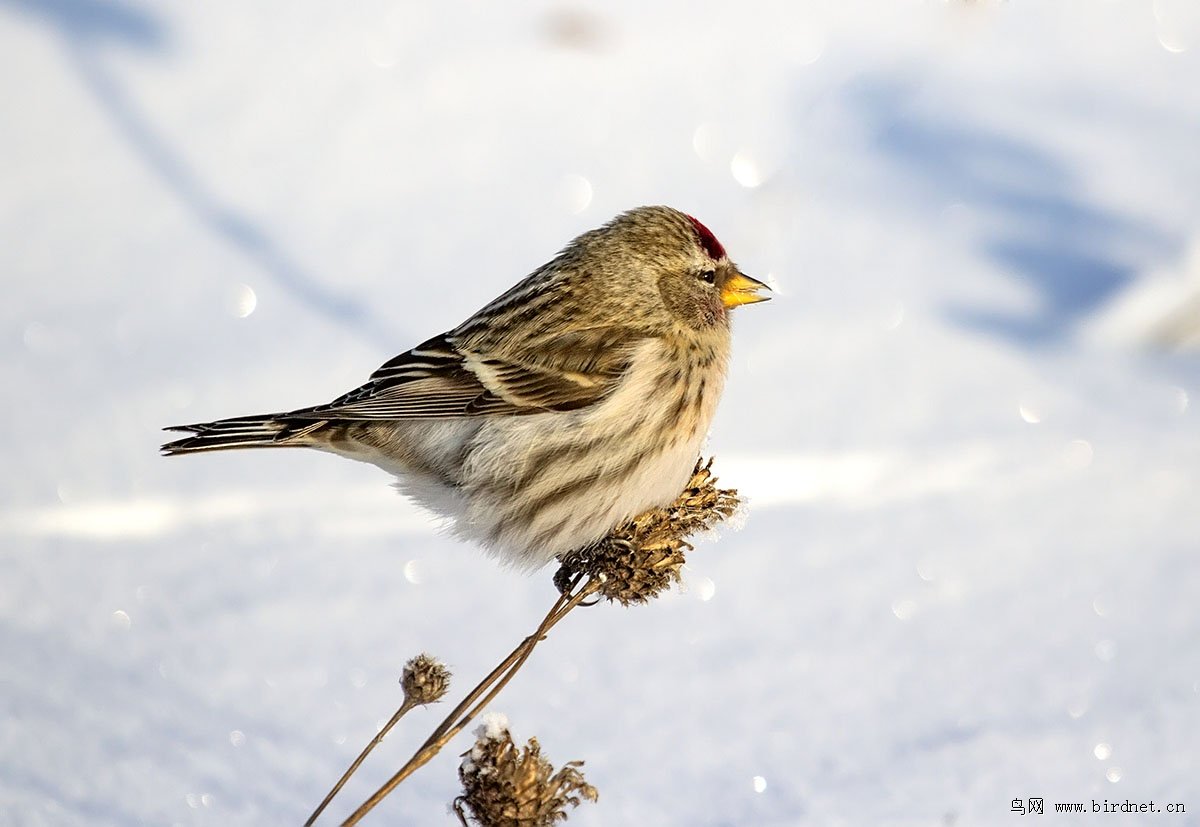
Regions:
[[555, 458, 740, 605], [455, 720, 597, 827], [401, 653, 451, 706]]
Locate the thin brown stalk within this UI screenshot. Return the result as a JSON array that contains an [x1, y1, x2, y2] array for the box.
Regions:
[[308, 459, 739, 824], [304, 698, 418, 827], [421, 583, 576, 749], [338, 575, 598, 827]]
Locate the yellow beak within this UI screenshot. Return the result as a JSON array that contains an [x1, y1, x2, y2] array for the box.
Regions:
[[721, 272, 772, 308]]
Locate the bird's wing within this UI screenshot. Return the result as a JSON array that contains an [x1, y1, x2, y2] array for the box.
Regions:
[[286, 329, 644, 420]]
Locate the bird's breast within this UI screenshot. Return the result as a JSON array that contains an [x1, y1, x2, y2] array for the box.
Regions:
[[452, 334, 731, 568]]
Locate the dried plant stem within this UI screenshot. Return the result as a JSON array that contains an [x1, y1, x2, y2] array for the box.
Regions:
[[338, 575, 599, 827], [305, 460, 737, 824], [304, 698, 420, 827]]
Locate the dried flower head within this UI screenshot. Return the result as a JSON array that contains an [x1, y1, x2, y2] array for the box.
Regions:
[[401, 653, 451, 706], [554, 458, 740, 605], [455, 720, 597, 827]]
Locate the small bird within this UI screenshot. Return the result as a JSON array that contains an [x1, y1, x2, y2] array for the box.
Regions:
[[163, 206, 769, 568]]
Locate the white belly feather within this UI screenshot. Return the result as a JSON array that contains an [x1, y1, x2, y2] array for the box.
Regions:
[[337, 337, 729, 569]]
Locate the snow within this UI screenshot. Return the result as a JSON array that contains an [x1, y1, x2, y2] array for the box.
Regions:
[[3, 1, 1199, 825], [473, 713, 511, 746]]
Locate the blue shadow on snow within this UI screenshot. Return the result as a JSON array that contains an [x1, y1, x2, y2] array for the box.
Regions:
[[1, 0, 396, 350], [848, 78, 1176, 343]]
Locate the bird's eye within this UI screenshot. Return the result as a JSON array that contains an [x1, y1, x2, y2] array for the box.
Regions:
[[699, 270, 716, 285]]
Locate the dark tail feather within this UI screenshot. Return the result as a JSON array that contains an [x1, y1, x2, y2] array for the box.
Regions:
[[161, 413, 326, 455]]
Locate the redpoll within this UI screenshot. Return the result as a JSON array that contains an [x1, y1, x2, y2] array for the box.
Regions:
[[163, 206, 768, 568]]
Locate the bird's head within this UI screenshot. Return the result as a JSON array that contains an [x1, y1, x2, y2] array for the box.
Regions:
[[580, 206, 770, 331]]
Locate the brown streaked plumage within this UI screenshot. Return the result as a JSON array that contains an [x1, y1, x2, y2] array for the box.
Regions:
[[162, 206, 769, 568]]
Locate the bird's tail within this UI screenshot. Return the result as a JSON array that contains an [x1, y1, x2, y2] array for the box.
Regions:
[[161, 412, 327, 455]]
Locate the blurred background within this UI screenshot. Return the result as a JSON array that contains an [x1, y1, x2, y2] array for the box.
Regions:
[[3, 1, 1199, 824]]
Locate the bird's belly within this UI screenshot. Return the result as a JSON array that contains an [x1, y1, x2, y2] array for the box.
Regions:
[[460, 418, 706, 568], [342, 337, 729, 570], [455, 342, 727, 568]]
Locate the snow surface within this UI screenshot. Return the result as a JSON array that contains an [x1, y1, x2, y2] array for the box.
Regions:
[[3, 1, 1200, 825]]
